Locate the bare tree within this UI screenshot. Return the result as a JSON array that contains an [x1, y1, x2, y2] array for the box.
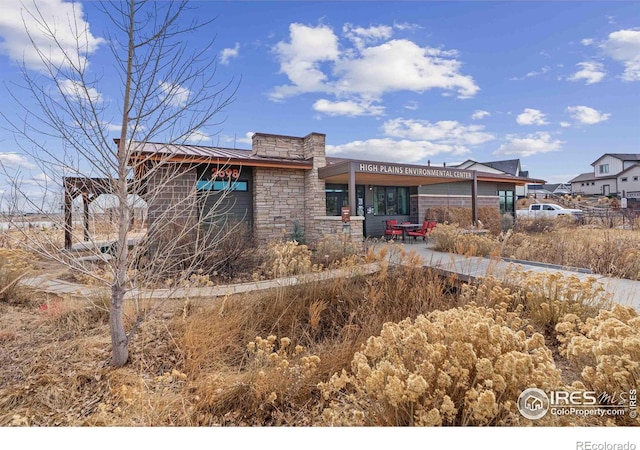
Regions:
[[1, 0, 238, 366]]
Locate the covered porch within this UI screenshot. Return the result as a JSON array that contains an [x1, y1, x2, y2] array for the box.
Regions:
[[318, 160, 480, 237]]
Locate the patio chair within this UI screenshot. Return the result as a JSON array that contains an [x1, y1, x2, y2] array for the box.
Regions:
[[408, 220, 437, 241], [384, 219, 403, 239]]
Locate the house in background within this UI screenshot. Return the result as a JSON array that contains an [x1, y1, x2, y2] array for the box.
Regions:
[[454, 158, 533, 199], [527, 183, 572, 197], [570, 153, 640, 198]]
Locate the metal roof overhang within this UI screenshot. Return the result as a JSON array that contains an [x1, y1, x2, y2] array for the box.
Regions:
[[319, 160, 476, 186], [318, 160, 534, 186], [129, 153, 313, 170]]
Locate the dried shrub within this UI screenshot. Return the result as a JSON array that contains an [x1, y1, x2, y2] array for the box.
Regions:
[[556, 305, 640, 426], [425, 206, 502, 235], [500, 228, 640, 280], [514, 217, 556, 233], [500, 213, 515, 232], [430, 223, 499, 257], [318, 304, 562, 426], [463, 269, 611, 334], [142, 219, 259, 284], [311, 233, 362, 268], [0, 248, 33, 305], [259, 240, 316, 278], [190, 335, 321, 425]]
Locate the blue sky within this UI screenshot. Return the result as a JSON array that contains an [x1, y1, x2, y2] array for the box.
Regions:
[[0, 0, 639, 197]]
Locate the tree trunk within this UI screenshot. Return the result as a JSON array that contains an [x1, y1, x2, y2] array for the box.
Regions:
[[110, 283, 129, 366]]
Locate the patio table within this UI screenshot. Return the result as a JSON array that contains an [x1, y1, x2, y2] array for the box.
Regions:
[[394, 223, 423, 241]]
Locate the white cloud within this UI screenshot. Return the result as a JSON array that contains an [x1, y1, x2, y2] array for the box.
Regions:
[[159, 81, 190, 107], [313, 98, 384, 116], [494, 132, 564, 157], [236, 132, 254, 145], [568, 61, 606, 84], [382, 118, 495, 146], [601, 29, 640, 81], [510, 66, 550, 81], [393, 22, 421, 32], [566, 105, 610, 125], [325, 116, 494, 164], [220, 132, 254, 147], [0, 153, 35, 169], [270, 23, 479, 113], [516, 108, 548, 126], [560, 121, 571, 128], [581, 38, 595, 46], [271, 23, 340, 100], [22, 172, 53, 186], [343, 23, 393, 50], [326, 138, 469, 164], [471, 110, 490, 120], [60, 79, 102, 103], [403, 101, 419, 110], [526, 66, 550, 78], [220, 43, 240, 65], [333, 39, 478, 98], [185, 129, 211, 144], [0, 0, 104, 72]]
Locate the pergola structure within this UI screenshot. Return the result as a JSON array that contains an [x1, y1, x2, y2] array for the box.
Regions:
[[62, 177, 137, 249]]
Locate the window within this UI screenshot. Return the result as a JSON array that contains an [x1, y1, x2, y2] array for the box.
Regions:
[[622, 177, 628, 182], [498, 190, 515, 214], [581, 183, 585, 186], [599, 164, 609, 174], [634, 177, 639, 182], [592, 182, 595, 186], [196, 180, 248, 191], [325, 184, 348, 216], [373, 186, 409, 215]]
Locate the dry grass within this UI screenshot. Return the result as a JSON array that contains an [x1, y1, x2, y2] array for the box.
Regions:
[[501, 228, 640, 280], [0, 236, 636, 427]]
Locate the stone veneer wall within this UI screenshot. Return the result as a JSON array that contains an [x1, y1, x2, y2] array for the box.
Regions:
[[312, 217, 364, 249], [252, 167, 306, 244], [303, 133, 328, 244], [251, 133, 306, 160], [251, 132, 337, 246]]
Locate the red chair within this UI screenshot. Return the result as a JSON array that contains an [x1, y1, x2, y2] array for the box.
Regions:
[[384, 219, 403, 239], [408, 220, 437, 241]]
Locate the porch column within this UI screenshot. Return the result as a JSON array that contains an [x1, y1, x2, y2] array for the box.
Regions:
[[348, 162, 356, 215], [64, 181, 72, 250], [82, 192, 90, 242], [471, 171, 478, 225]]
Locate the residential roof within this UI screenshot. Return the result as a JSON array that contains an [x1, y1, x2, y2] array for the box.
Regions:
[[617, 163, 640, 177], [481, 159, 521, 176], [569, 172, 598, 183], [590, 153, 640, 166]]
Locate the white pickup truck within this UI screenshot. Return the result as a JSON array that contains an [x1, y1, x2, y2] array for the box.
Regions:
[[516, 203, 584, 219]]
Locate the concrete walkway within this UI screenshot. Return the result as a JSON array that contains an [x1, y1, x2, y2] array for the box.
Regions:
[[21, 262, 381, 301], [402, 243, 640, 311], [20, 242, 640, 311]]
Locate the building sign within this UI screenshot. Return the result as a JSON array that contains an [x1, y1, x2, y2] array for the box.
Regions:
[[625, 191, 640, 198], [211, 167, 241, 179], [357, 162, 473, 179]]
